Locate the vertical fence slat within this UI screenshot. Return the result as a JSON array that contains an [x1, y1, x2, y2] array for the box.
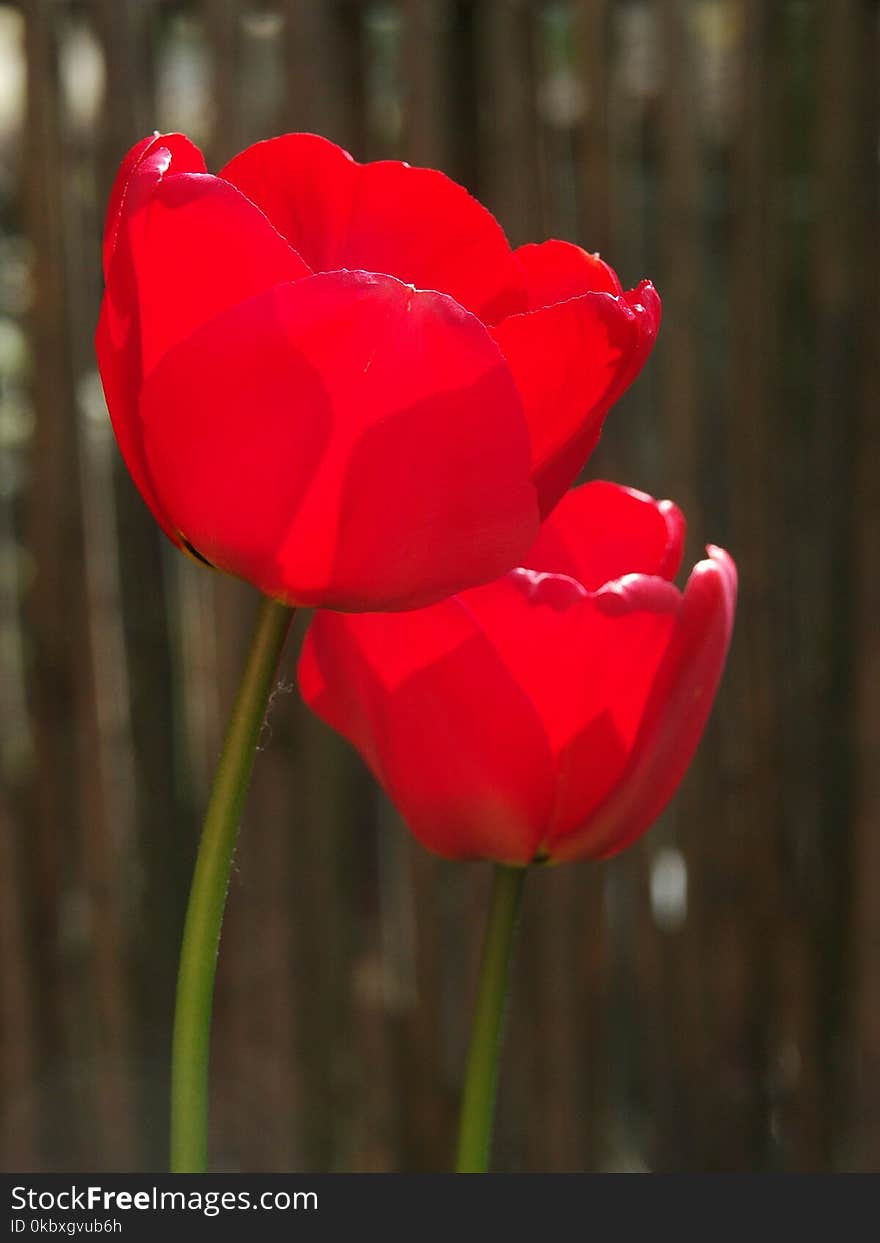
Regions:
[[801, 0, 866, 1168], [578, 0, 612, 253], [281, 0, 367, 151], [91, 0, 192, 1169], [475, 0, 542, 241], [0, 796, 38, 1168], [23, 0, 114, 1167], [709, 0, 787, 1168], [823, 0, 880, 1173]]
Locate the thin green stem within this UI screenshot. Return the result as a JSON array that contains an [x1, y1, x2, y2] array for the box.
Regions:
[[170, 595, 293, 1173], [455, 863, 527, 1173]]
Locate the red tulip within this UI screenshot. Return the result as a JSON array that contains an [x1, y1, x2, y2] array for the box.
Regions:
[[299, 482, 736, 863], [96, 132, 660, 611]]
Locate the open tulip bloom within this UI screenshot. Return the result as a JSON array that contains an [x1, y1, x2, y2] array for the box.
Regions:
[[96, 131, 659, 611], [92, 130, 739, 1176]]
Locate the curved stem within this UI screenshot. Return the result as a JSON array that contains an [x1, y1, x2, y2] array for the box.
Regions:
[[455, 863, 527, 1173], [170, 595, 294, 1173]]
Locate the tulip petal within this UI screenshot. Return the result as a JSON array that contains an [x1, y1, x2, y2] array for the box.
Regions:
[[103, 152, 312, 382], [101, 131, 205, 279], [514, 239, 623, 308], [491, 281, 661, 517], [220, 133, 527, 323], [97, 136, 311, 543], [98, 136, 204, 541], [523, 480, 685, 589], [138, 271, 538, 611], [551, 547, 737, 861], [536, 575, 681, 851], [459, 571, 680, 843], [299, 605, 556, 862]]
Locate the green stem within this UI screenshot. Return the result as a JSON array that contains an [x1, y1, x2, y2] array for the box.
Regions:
[[170, 595, 293, 1173], [455, 863, 527, 1173]]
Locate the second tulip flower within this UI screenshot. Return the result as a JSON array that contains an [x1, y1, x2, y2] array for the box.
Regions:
[[299, 482, 737, 864]]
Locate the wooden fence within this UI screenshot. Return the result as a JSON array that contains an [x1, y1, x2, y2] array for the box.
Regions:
[[1, 0, 878, 1171]]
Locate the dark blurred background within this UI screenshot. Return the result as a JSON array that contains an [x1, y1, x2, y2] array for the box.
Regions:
[[1, 0, 877, 1172]]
